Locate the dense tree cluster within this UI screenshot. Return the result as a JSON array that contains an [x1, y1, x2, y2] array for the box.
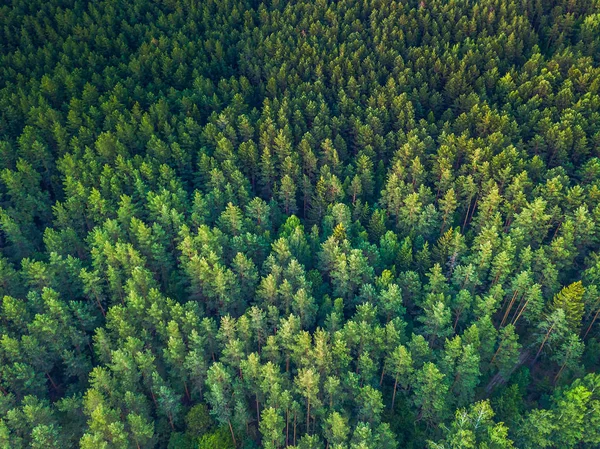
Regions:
[[1, 0, 600, 447]]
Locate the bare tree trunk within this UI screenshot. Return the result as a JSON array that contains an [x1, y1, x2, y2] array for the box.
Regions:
[[583, 309, 600, 339], [286, 407, 289, 446], [228, 420, 237, 447], [490, 340, 504, 365], [511, 297, 531, 327], [551, 221, 562, 240], [391, 375, 399, 410], [293, 410, 297, 446], [534, 323, 555, 363], [469, 195, 480, 222], [149, 388, 158, 408], [46, 372, 59, 392], [500, 290, 520, 327], [554, 362, 567, 384], [440, 215, 448, 234], [256, 395, 260, 425], [453, 309, 462, 331], [306, 398, 311, 434], [462, 199, 471, 230], [94, 294, 106, 317], [184, 381, 190, 402]]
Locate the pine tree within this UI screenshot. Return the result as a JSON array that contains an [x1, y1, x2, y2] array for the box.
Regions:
[[552, 281, 585, 331], [413, 362, 449, 426], [260, 407, 285, 449]]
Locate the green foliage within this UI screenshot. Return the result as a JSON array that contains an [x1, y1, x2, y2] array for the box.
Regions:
[[551, 281, 586, 331], [0, 0, 600, 447], [167, 433, 194, 449], [517, 373, 600, 448], [185, 403, 214, 439], [197, 426, 235, 449], [428, 400, 514, 449]]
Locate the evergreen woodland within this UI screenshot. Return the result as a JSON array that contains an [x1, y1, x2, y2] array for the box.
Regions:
[[1, 0, 600, 447]]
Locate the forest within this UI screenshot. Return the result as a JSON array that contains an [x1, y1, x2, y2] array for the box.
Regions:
[[1, 0, 600, 447]]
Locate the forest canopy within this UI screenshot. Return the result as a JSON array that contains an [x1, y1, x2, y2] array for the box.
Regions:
[[1, 0, 600, 448]]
